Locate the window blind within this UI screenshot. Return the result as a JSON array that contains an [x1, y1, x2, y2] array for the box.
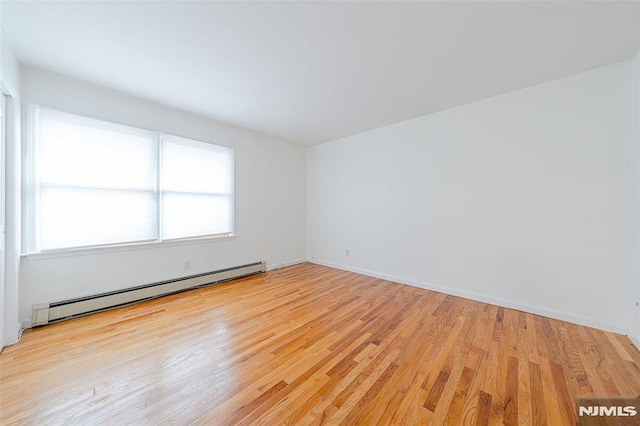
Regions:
[[161, 134, 233, 240], [30, 106, 234, 253], [36, 108, 158, 250]]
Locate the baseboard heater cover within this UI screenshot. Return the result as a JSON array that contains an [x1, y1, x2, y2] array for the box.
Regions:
[[32, 261, 266, 327]]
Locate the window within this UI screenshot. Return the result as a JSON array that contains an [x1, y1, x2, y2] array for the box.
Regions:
[[161, 134, 233, 240], [26, 106, 234, 253]]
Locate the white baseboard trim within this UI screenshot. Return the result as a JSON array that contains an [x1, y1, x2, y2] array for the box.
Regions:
[[309, 258, 628, 335], [630, 333, 640, 352], [10, 322, 23, 345], [266, 258, 306, 271], [4, 324, 25, 347]]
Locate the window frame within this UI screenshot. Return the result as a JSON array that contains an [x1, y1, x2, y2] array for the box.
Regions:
[[24, 104, 235, 257]]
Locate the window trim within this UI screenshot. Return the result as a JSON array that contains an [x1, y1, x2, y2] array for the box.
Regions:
[[24, 104, 236, 256], [23, 233, 236, 260]]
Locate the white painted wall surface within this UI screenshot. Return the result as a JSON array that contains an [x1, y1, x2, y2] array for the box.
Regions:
[[0, 24, 20, 94], [19, 67, 306, 326], [630, 51, 640, 348], [0, 18, 22, 345], [308, 61, 633, 333]]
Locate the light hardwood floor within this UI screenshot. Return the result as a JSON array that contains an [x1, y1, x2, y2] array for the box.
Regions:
[[1, 263, 639, 425]]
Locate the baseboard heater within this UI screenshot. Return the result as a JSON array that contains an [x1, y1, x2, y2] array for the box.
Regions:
[[32, 261, 266, 327]]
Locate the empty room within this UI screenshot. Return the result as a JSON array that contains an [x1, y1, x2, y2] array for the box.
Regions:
[[1, 1, 640, 424]]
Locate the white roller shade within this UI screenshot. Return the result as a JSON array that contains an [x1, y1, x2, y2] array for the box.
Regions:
[[28, 106, 234, 253], [161, 134, 233, 240], [35, 108, 158, 250]]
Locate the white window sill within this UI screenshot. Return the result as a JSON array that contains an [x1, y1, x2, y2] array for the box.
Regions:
[[22, 234, 236, 260]]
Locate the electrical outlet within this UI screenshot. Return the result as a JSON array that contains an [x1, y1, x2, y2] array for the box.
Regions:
[[184, 260, 191, 270], [346, 249, 351, 256]]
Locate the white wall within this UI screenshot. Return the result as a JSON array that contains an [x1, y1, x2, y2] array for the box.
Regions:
[[631, 51, 640, 347], [19, 67, 306, 326], [308, 61, 634, 333], [0, 22, 19, 93], [0, 12, 23, 345]]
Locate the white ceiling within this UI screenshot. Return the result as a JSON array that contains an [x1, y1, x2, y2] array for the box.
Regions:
[[3, 1, 640, 146]]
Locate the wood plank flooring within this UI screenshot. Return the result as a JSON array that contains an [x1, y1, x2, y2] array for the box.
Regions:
[[1, 263, 639, 424]]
